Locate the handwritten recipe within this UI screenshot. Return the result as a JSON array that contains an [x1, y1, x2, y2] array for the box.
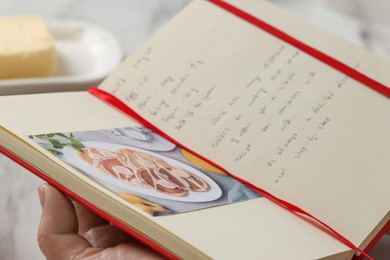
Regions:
[[99, 3, 367, 190]]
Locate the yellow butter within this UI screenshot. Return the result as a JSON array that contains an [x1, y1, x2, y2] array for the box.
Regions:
[[0, 15, 56, 79]]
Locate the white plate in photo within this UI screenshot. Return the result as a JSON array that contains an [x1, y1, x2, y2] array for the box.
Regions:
[[0, 19, 122, 95], [63, 141, 222, 202]]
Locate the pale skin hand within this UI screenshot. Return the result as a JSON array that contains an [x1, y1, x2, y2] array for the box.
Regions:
[[37, 184, 164, 260]]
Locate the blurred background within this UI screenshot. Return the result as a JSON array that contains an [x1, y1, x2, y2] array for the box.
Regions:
[[0, 0, 389, 259]]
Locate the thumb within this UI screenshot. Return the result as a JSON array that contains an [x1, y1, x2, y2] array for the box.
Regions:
[[37, 184, 96, 260]]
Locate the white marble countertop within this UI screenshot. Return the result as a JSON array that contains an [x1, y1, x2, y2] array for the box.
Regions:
[[0, 0, 389, 259]]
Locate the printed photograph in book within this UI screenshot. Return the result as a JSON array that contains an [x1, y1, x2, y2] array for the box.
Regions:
[[29, 126, 260, 216]]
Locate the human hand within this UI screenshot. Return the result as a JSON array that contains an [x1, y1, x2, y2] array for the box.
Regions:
[[37, 184, 163, 260]]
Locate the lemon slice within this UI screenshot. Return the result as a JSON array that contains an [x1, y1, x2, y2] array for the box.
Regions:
[[181, 149, 226, 175]]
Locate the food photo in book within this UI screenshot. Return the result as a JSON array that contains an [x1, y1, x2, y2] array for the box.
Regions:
[[29, 126, 260, 216]]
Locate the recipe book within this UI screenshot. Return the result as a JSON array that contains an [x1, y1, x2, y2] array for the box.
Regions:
[[1, 0, 390, 259]]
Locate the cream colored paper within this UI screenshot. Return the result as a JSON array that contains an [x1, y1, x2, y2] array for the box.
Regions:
[[99, 0, 390, 248], [0, 91, 353, 259]]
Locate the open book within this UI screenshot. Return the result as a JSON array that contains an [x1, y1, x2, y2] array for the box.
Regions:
[[1, 0, 389, 259]]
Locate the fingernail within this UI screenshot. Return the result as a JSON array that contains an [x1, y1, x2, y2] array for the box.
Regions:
[[38, 185, 46, 208]]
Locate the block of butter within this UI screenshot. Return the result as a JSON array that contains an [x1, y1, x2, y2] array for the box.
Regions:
[[0, 15, 56, 79]]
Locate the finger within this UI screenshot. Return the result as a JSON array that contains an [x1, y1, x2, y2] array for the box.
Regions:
[[72, 199, 108, 235], [83, 224, 137, 248], [72, 200, 133, 248], [37, 184, 98, 260], [106, 243, 165, 260]]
